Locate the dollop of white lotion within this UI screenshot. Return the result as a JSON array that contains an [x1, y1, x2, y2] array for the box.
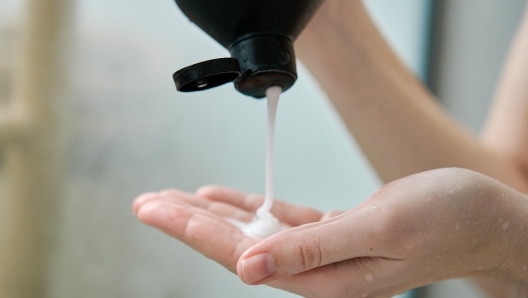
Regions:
[[233, 86, 285, 239]]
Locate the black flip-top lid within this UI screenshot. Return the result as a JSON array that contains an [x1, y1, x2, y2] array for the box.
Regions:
[[173, 58, 241, 92]]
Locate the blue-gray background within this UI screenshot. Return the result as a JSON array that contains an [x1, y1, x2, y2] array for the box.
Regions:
[[0, 0, 480, 297]]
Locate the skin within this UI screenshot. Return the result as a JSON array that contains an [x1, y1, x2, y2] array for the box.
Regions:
[[294, 0, 528, 193], [133, 169, 528, 298], [133, 0, 528, 297]]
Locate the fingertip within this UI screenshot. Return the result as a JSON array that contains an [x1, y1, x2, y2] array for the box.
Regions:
[[236, 256, 245, 282], [236, 235, 283, 284], [136, 200, 183, 228], [237, 253, 276, 285], [195, 185, 224, 197], [132, 192, 160, 216], [135, 200, 164, 225]]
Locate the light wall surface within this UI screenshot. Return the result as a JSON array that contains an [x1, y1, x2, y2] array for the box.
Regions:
[[434, 0, 527, 131], [0, 0, 430, 297], [427, 0, 526, 297]]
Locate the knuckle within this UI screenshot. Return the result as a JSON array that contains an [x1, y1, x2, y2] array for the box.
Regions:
[[296, 235, 323, 271], [375, 208, 408, 248]]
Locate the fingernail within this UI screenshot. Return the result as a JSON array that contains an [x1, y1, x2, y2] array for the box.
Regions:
[[241, 253, 275, 284]]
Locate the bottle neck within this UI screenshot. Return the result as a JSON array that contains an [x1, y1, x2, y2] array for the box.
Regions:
[[230, 35, 297, 98]]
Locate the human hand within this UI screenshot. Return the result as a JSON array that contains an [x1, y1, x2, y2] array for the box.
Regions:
[[132, 184, 337, 294], [133, 168, 528, 297]]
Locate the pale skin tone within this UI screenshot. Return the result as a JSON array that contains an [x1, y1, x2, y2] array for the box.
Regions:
[[133, 0, 528, 297]]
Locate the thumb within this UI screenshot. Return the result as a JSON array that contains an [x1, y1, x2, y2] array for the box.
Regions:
[[236, 207, 397, 285]]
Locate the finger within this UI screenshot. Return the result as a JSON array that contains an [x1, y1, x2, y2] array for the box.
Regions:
[[236, 206, 406, 285], [134, 190, 254, 223], [320, 210, 343, 221], [137, 193, 252, 232], [136, 200, 259, 272], [138, 199, 236, 233], [196, 185, 257, 209], [132, 192, 160, 215], [268, 257, 414, 298], [137, 200, 415, 297], [196, 185, 323, 226], [132, 189, 194, 215], [159, 190, 255, 222]]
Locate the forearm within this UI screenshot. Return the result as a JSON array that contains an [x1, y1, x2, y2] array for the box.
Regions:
[[484, 5, 528, 180], [296, 1, 528, 193], [483, 185, 528, 297]]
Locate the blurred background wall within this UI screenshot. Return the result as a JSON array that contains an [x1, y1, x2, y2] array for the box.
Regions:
[[424, 0, 527, 297], [0, 0, 523, 297]]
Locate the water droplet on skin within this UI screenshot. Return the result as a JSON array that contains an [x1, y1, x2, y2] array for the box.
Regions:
[[363, 294, 369, 297], [477, 266, 484, 271], [499, 218, 504, 223], [502, 222, 510, 230], [448, 189, 454, 194], [455, 222, 460, 230], [365, 273, 374, 282], [523, 266, 527, 271]]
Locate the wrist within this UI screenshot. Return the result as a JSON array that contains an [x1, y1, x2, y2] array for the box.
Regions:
[[465, 177, 528, 284], [435, 173, 528, 283], [493, 189, 528, 284]]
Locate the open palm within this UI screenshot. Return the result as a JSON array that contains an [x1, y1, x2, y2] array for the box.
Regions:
[[132, 169, 519, 298], [133, 186, 324, 275]]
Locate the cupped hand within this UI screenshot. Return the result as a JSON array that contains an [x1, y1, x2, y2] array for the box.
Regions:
[[132, 184, 340, 295], [133, 168, 526, 298]]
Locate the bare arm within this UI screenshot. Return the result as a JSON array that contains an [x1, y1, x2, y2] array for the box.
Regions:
[[296, 0, 528, 193], [131, 3, 528, 297], [296, 1, 528, 297], [483, 5, 528, 182], [134, 169, 528, 298]]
